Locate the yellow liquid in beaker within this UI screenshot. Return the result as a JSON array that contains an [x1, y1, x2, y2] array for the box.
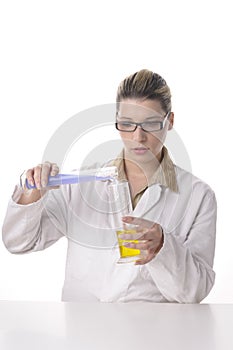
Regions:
[[117, 229, 141, 258]]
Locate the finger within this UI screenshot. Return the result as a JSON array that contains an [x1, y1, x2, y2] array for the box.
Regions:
[[135, 252, 157, 265], [25, 168, 35, 187], [41, 162, 52, 187], [122, 216, 154, 230], [122, 216, 144, 226], [50, 163, 59, 176], [123, 240, 155, 251], [120, 231, 146, 240], [138, 229, 162, 241], [135, 258, 149, 265], [33, 164, 43, 189], [123, 226, 162, 241], [120, 227, 156, 240]]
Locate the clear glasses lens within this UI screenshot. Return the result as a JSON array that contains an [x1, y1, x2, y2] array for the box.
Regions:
[[116, 121, 162, 132], [141, 122, 162, 131]]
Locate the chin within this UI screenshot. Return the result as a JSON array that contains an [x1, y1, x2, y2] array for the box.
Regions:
[[126, 149, 157, 163]]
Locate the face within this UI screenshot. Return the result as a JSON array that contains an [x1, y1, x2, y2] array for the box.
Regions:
[[116, 98, 174, 165]]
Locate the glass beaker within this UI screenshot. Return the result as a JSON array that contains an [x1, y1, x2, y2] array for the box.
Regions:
[[108, 180, 145, 263]]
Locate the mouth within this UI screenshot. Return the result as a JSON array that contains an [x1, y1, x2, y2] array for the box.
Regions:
[[131, 147, 149, 155]]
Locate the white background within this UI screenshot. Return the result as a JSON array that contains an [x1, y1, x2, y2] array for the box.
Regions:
[[0, 0, 232, 302]]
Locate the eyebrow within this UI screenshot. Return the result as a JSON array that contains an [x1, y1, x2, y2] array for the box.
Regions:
[[117, 116, 162, 121]]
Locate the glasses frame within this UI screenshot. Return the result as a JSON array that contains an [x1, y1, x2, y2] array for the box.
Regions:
[[115, 111, 171, 133]]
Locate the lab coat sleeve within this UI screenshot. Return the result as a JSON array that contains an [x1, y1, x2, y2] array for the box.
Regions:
[[146, 190, 217, 303], [2, 186, 68, 254]]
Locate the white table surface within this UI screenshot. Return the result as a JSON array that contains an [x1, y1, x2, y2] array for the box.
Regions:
[[0, 301, 233, 350]]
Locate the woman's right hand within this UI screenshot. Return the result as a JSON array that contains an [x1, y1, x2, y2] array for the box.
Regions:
[[18, 161, 59, 205], [25, 161, 59, 190]]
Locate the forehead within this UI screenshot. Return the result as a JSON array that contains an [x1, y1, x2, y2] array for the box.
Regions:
[[118, 99, 164, 119]]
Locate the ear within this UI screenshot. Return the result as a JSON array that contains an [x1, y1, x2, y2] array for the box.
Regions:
[[168, 112, 174, 130]]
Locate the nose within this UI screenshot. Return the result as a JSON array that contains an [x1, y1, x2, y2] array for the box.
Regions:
[[132, 125, 147, 142]]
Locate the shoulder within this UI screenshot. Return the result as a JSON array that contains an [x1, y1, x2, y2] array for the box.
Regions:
[[174, 165, 216, 200]]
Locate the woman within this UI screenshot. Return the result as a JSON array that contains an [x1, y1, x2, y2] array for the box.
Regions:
[[2, 69, 217, 303]]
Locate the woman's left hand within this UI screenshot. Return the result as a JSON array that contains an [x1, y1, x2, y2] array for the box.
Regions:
[[121, 216, 164, 265]]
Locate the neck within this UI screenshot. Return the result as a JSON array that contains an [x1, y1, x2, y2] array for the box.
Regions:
[[123, 148, 163, 180]]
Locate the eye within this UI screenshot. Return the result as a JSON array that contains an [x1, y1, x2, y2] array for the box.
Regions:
[[142, 121, 162, 131], [143, 121, 160, 127], [119, 122, 133, 127], [147, 121, 159, 124], [116, 121, 135, 131]]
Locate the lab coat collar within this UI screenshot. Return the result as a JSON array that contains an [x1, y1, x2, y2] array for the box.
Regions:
[[109, 146, 179, 193]]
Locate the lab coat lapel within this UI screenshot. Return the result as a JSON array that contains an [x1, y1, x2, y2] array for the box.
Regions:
[[133, 184, 162, 218], [132, 184, 181, 231]]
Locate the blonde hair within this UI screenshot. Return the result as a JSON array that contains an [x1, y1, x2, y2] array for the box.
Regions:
[[116, 69, 172, 113]]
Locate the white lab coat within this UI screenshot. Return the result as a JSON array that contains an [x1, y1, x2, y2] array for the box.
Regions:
[[2, 164, 217, 303]]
